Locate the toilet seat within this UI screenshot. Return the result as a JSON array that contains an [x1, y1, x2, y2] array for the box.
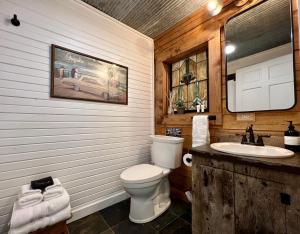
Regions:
[[120, 164, 163, 184]]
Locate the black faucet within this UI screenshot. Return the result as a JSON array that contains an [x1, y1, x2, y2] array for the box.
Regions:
[[246, 124, 255, 144], [241, 125, 270, 146]]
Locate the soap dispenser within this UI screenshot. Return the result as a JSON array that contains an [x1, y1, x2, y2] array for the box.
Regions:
[[284, 121, 300, 152]]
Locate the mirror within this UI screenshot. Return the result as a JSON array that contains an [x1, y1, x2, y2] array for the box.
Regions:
[[225, 0, 295, 112]]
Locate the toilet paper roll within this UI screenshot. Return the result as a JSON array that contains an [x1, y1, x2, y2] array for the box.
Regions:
[[183, 153, 192, 167]]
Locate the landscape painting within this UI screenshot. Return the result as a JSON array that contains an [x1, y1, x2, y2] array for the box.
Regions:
[[51, 45, 128, 104]]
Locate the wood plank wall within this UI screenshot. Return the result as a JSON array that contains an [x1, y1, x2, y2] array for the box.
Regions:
[[0, 0, 154, 232], [154, 0, 300, 201]]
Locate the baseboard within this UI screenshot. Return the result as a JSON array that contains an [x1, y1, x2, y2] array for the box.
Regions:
[[68, 191, 130, 223]]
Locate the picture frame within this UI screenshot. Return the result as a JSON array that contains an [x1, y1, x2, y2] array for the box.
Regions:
[[51, 44, 128, 105]]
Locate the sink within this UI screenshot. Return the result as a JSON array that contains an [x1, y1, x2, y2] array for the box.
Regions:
[[210, 142, 294, 158]]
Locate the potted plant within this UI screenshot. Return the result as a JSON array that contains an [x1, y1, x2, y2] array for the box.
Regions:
[[176, 99, 186, 114]]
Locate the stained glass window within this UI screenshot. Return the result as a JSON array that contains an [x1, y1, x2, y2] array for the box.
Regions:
[[171, 49, 208, 112]]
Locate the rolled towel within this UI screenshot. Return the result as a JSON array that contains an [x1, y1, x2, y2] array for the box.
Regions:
[[9, 204, 71, 234], [20, 184, 41, 195], [43, 179, 63, 200], [18, 184, 43, 208], [10, 189, 70, 229]]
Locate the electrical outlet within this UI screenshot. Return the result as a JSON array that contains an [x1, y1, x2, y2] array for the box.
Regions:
[[236, 113, 255, 121]]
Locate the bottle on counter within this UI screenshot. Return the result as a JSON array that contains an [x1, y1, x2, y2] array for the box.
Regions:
[[284, 121, 300, 152]]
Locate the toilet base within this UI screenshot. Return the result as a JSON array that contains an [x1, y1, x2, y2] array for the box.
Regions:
[[129, 199, 171, 223]]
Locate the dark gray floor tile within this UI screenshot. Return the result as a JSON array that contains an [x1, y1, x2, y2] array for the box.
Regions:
[[68, 213, 110, 234], [180, 206, 192, 224], [112, 219, 157, 234], [169, 199, 191, 216], [145, 210, 177, 231], [160, 218, 191, 234], [99, 199, 130, 226]]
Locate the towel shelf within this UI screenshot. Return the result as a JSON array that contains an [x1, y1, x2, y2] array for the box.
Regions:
[[191, 115, 216, 120]]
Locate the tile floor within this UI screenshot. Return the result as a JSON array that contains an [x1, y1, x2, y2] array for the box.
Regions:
[[68, 198, 192, 234]]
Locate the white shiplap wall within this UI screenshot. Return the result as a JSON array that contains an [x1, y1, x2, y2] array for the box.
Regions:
[[0, 0, 154, 232]]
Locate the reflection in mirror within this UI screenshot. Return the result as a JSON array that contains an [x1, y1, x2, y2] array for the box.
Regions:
[[225, 0, 295, 112]]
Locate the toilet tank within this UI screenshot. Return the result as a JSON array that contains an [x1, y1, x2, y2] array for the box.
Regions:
[[150, 135, 184, 169]]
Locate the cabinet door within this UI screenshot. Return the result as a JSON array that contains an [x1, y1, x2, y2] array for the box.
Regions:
[[193, 165, 234, 234], [286, 185, 300, 234], [234, 174, 286, 234]]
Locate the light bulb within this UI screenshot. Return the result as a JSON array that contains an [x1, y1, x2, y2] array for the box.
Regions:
[[225, 44, 236, 54], [207, 0, 223, 16]]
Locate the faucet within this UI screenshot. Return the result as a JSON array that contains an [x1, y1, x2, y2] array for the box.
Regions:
[[246, 124, 255, 144], [240, 124, 270, 146]]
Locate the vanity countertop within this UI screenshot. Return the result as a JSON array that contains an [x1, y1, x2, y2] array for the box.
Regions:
[[190, 144, 300, 174]]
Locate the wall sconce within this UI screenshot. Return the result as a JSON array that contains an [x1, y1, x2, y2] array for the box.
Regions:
[[208, 0, 250, 16], [207, 0, 223, 16]]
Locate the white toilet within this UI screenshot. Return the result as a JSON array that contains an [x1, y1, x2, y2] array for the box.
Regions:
[[120, 135, 184, 223]]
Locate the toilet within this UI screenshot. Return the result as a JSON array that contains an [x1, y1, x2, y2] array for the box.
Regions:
[[120, 135, 184, 223]]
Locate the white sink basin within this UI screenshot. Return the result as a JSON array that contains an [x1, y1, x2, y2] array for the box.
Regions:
[[210, 142, 294, 158]]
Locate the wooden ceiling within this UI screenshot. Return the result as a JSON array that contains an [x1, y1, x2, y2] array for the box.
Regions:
[[82, 0, 209, 38]]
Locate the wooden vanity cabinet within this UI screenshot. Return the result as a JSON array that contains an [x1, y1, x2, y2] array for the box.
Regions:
[[193, 164, 234, 234], [192, 156, 300, 234], [234, 174, 286, 234]]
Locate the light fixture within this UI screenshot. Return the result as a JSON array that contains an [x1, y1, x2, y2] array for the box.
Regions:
[[225, 44, 236, 54], [207, 0, 223, 16]]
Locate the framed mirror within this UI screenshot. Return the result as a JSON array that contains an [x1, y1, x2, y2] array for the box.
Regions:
[[225, 0, 296, 112]]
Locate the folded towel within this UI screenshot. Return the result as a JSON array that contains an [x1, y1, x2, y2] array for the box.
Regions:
[[9, 204, 71, 234], [45, 178, 62, 191], [10, 202, 47, 229], [20, 184, 41, 196], [10, 188, 70, 229], [46, 188, 70, 216], [192, 115, 210, 148], [43, 179, 63, 200]]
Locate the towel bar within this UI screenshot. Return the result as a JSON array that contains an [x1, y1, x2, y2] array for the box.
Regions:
[[191, 115, 216, 120]]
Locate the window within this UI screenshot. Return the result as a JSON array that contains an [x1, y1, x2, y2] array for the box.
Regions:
[[170, 49, 208, 112]]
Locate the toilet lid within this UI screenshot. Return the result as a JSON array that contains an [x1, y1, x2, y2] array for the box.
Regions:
[[120, 164, 163, 184]]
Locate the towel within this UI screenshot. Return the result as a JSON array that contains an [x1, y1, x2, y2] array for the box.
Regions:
[[45, 178, 62, 190], [46, 188, 70, 216], [18, 185, 43, 208], [10, 188, 70, 229], [192, 115, 210, 148], [43, 178, 63, 200], [9, 204, 71, 234]]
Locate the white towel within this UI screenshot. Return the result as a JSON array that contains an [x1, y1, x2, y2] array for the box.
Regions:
[[18, 185, 43, 208], [45, 178, 62, 191], [9, 204, 71, 234], [20, 184, 41, 196], [10, 188, 70, 229], [46, 188, 70, 216], [192, 115, 210, 148], [43, 178, 63, 200]]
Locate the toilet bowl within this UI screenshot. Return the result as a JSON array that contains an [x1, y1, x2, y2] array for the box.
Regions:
[[120, 135, 184, 223]]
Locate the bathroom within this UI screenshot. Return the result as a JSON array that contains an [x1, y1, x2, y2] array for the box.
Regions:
[[0, 0, 299, 233]]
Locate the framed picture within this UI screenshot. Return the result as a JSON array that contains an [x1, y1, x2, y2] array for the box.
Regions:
[[51, 44, 128, 104]]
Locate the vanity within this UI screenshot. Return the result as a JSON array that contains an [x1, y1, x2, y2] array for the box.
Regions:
[[191, 144, 300, 234]]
